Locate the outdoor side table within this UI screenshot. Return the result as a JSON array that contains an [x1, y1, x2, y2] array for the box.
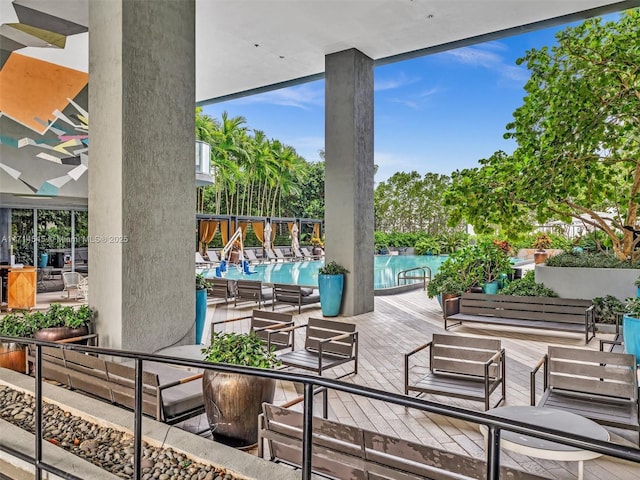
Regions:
[[480, 405, 609, 480]]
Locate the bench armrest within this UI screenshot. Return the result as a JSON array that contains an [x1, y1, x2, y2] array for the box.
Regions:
[[274, 323, 307, 334], [211, 314, 252, 329], [158, 372, 204, 391], [318, 332, 354, 345], [253, 321, 291, 333], [404, 342, 432, 395], [530, 354, 547, 406], [55, 333, 99, 346], [265, 323, 296, 352], [599, 338, 623, 352]]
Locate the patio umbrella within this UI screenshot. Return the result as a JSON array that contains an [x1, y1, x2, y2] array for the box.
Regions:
[[291, 223, 299, 251], [264, 222, 272, 252]]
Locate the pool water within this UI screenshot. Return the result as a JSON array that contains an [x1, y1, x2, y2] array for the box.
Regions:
[[201, 255, 447, 290]]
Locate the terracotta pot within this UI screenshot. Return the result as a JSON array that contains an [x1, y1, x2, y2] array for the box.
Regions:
[[0, 342, 26, 372], [534, 250, 549, 265], [34, 326, 89, 342], [202, 370, 275, 447]]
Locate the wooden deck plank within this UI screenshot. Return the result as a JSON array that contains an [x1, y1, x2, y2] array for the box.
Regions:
[[202, 289, 638, 480]]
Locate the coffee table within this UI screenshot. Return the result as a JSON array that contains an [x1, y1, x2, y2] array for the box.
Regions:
[[480, 406, 609, 480]]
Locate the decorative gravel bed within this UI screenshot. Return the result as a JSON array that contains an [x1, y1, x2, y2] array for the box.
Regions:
[[0, 386, 237, 480]]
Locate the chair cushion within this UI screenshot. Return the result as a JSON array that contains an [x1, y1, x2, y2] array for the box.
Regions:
[[300, 287, 314, 296]]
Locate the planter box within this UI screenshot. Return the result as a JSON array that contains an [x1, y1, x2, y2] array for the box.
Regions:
[[535, 265, 638, 301]]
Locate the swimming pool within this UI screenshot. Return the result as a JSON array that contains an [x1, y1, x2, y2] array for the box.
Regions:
[[201, 255, 447, 290]]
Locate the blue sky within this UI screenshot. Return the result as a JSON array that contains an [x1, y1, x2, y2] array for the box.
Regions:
[[201, 17, 602, 184]]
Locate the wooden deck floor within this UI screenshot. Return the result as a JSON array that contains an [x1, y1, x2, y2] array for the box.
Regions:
[[198, 289, 640, 480]]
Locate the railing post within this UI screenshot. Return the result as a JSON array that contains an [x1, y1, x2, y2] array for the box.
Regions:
[[133, 358, 143, 480], [486, 425, 501, 480], [35, 343, 43, 480], [302, 382, 314, 480]]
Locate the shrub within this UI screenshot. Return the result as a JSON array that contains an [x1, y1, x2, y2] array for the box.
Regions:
[[319, 261, 349, 275], [592, 295, 624, 324], [500, 271, 557, 297], [201, 331, 280, 368], [546, 251, 639, 269]]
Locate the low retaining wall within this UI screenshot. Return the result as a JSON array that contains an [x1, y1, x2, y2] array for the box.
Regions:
[[535, 265, 638, 300]]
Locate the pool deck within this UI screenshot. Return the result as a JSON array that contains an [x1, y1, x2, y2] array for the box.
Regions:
[[195, 288, 639, 480], [14, 286, 640, 479]]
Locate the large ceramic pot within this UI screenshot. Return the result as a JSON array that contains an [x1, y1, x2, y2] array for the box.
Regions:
[[534, 250, 548, 264], [34, 326, 89, 342], [202, 371, 275, 447], [195, 288, 207, 344], [0, 342, 26, 372], [623, 315, 640, 365], [483, 281, 500, 294], [318, 273, 344, 317]]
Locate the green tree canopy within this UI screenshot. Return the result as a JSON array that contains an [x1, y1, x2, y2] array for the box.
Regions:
[[445, 10, 640, 261]]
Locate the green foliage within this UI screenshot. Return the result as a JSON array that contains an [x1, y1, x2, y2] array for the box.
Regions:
[[0, 312, 35, 338], [0, 304, 94, 338], [196, 273, 207, 290], [374, 171, 465, 236], [500, 271, 557, 297], [414, 236, 441, 255], [444, 11, 640, 262], [319, 261, 349, 275], [201, 331, 280, 368], [532, 233, 552, 250], [427, 245, 484, 298], [624, 297, 640, 319], [592, 295, 624, 324], [476, 241, 512, 283], [546, 251, 639, 269]]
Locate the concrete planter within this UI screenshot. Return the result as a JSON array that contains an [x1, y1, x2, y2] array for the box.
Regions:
[[535, 265, 639, 300]]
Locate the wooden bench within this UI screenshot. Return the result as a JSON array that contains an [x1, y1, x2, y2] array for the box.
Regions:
[[531, 346, 639, 446], [272, 283, 320, 313], [258, 403, 546, 480], [404, 333, 505, 411], [28, 345, 205, 425], [445, 292, 595, 344], [211, 309, 295, 352]]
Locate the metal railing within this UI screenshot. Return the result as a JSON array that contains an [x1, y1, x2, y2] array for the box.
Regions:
[[397, 266, 432, 289], [2, 336, 640, 480]]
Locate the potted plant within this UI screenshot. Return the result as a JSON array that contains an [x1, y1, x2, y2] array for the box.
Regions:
[[201, 331, 280, 447], [427, 245, 483, 311], [310, 237, 324, 256], [477, 242, 512, 294], [532, 233, 552, 264], [195, 273, 208, 344], [318, 260, 349, 317], [635, 275, 640, 298], [34, 303, 94, 342], [0, 312, 35, 372]]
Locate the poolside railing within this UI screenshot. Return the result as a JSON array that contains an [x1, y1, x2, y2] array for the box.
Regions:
[[2, 335, 640, 480]]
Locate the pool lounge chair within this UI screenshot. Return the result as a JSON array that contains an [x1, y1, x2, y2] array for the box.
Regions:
[[301, 246, 321, 260], [196, 252, 216, 267], [274, 248, 293, 262], [244, 249, 263, 265], [235, 279, 273, 308], [206, 249, 221, 263], [265, 249, 278, 262], [292, 247, 306, 261]]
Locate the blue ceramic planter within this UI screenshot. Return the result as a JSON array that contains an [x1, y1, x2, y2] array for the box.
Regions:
[[38, 253, 49, 268], [483, 281, 500, 294], [318, 274, 344, 317], [195, 288, 207, 344], [623, 315, 640, 365]]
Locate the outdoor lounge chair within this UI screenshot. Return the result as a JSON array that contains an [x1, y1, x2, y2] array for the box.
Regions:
[[204, 277, 236, 304], [274, 248, 293, 262], [276, 317, 358, 378], [62, 272, 86, 300], [265, 249, 278, 263], [235, 279, 273, 308], [211, 309, 294, 353], [206, 249, 221, 263], [196, 252, 215, 267], [300, 246, 319, 260], [244, 249, 262, 265], [272, 283, 320, 313]]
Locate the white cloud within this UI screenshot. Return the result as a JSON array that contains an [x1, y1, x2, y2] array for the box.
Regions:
[[233, 83, 324, 109], [283, 136, 325, 162], [374, 72, 421, 91], [441, 44, 528, 85]]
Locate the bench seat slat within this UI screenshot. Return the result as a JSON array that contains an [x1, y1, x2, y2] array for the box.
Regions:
[[448, 314, 586, 332]]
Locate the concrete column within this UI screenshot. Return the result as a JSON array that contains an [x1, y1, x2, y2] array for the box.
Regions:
[[325, 49, 374, 316], [0, 209, 10, 263], [89, 0, 195, 351]]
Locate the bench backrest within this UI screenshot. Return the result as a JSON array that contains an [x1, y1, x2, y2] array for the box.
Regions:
[[304, 317, 356, 358], [459, 293, 591, 324], [236, 279, 262, 297], [273, 283, 302, 303], [547, 346, 638, 400], [206, 277, 236, 299], [249, 309, 294, 350], [431, 333, 501, 378], [261, 403, 545, 480]]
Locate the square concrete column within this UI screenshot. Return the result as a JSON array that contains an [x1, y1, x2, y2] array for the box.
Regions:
[[325, 49, 374, 316], [89, 0, 195, 351]]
